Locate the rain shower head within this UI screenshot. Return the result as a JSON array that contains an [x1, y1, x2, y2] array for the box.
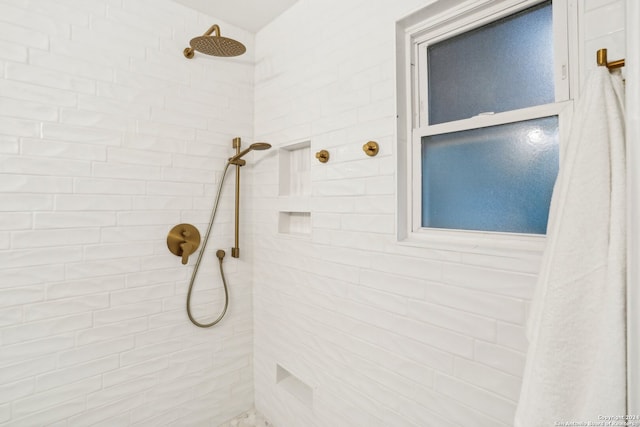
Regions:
[[183, 24, 246, 59], [228, 142, 272, 164]]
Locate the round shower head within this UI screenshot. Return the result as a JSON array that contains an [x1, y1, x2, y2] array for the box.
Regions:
[[249, 142, 271, 150], [183, 24, 246, 59], [189, 35, 246, 57]]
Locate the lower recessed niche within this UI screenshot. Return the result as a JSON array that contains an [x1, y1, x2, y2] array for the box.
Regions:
[[278, 211, 311, 236], [276, 364, 313, 407]]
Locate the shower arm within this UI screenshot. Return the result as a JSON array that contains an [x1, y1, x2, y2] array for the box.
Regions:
[[203, 24, 220, 37]]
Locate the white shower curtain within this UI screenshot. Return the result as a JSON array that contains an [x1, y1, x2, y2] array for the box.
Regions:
[[515, 67, 627, 426]]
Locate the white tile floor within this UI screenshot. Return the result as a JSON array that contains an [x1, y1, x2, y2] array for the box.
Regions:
[[219, 408, 273, 427]]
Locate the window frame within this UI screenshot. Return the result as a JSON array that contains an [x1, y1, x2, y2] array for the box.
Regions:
[[398, 0, 578, 251]]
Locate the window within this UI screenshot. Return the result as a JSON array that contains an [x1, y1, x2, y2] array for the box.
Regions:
[[398, 0, 574, 245]]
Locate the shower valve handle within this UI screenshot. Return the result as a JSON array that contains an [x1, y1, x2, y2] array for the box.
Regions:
[[167, 224, 201, 265], [180, 242, 195, 265]]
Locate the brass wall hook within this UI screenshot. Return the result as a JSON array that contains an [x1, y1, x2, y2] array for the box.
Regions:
[[363, 141, 379, 157], [167, 224, 201, 264], [315, 150, 330, 163], [596, 48, 625, 70]]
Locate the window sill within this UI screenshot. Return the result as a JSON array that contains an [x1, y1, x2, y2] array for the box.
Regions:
[[399, 227, 546, 255]]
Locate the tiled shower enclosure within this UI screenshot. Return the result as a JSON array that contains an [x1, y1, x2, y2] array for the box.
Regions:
[[0, 0, 627, 425]]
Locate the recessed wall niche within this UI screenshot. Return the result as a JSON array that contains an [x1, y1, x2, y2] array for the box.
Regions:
[[278, 141, 311, 236], [279, 141, 311, 197], [276, 364, 314, 407], [278, 212, 311, 236]]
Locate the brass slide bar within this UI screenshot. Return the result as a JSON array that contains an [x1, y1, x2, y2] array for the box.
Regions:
[[232, 137, 241, 258], [226, 138, 270, 258]]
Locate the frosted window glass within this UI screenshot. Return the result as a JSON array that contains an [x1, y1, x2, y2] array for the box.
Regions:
[[421, 116, 559, 234], [427, 1, 554, 125]]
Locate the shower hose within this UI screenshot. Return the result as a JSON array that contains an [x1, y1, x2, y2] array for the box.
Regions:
[[186, 162, 231, 328]]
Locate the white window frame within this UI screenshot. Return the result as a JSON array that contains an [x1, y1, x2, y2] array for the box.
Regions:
[[397, 0, 578, 252]]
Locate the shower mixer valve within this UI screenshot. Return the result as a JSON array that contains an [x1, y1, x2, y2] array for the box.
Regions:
[[167, 224, 201, 265]]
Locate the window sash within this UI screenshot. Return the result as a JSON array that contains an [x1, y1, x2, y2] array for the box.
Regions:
[[413, 0, 570, 129], [411, 101, 572, 235]]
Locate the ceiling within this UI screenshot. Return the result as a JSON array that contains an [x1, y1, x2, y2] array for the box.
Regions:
[[172, 0, 300, 33]]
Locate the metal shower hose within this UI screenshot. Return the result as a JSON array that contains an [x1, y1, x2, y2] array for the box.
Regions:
[[186, 162, 231, 328]]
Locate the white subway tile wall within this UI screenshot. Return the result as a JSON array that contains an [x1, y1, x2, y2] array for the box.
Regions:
[[0, 0, 627, 426], [252, 1, 626, 427], [1, 0, 255, 425]]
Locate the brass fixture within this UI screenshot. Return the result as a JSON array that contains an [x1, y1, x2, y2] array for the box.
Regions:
[[315, 150, 330, 163], [167, 223, 201, 265], [228, 142, 272, 166], [597, 48, 625, 70], [180, 137, 270, 328], [363, 141, 379, 157], [229, 137, 272, 258], [183, 24, 246, 59], [232, 137, 241, 258]]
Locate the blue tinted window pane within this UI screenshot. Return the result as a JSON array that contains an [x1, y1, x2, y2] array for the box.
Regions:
[[421, 116, 559, 234], [428, 1, 554, 125]]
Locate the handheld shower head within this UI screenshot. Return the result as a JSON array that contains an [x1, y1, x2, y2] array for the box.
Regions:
[[183, 24, 246, 59], [248, 142, 272, 151], [228, 142, 272, 164]]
